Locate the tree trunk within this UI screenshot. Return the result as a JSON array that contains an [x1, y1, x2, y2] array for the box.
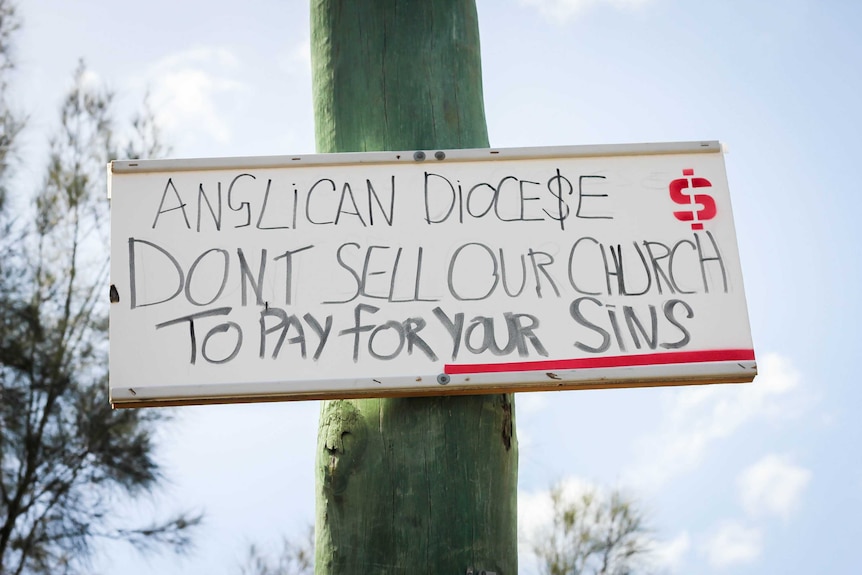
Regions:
[[310, 1, 518, 574]]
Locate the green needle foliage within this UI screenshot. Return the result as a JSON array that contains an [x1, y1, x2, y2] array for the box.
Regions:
[[239, 527, 314, 575], [532, 484, 654, 575], [0, 2, 200, 573]]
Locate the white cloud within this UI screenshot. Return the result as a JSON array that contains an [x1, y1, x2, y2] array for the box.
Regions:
[[651, 531, 690, 573], [518, 477, 598, 572], [138, 46, 247, 150], [79, 68, 102, 90], [518, 485, 554, 573], [518, 486, 555, 541], [521, 479, 689, 573], [701, 521, 762, 568], [154, 46, 240, 72], [272, 39, 312, 79], [624, 353, 803, 490], [290, 40, 311, 67], [519, 0, 652, 22], [519, 476, 595, 538], [738, 454, 811, 520], [514, 393, 551, 449]]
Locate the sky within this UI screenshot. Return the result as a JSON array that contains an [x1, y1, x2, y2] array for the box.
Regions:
[[10, 0, 862, 573]]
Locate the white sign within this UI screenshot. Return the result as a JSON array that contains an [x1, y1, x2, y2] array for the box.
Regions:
[[108, 141, 755, 407]]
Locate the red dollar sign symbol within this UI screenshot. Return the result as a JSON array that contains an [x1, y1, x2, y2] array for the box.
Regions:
[[668, 168, 717, 230]]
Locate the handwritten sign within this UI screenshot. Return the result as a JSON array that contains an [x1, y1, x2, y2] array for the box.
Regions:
[[108, 142, 756, 407]]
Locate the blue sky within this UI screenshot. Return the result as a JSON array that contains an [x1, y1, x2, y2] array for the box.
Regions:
[[11, 0, 862, 573]]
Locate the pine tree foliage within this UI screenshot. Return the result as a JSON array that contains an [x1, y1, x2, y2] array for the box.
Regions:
[[0, 0, 21, 212], [532, 485, 654, 575], [239, 527, 314, 575], [0, 2, 199, 572]]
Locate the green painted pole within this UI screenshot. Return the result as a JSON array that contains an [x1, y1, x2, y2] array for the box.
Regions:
[[310, 1, 518, 574]]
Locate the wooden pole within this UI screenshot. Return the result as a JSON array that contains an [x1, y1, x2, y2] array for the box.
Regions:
[[310, 1, 518, 573]]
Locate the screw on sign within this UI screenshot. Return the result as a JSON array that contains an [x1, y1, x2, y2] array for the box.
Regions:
[[669, 168, 717, 230]]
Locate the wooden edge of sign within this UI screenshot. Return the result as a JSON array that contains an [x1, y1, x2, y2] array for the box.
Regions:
[[107, 141, 723, 175], [110, 367, 756, 409]]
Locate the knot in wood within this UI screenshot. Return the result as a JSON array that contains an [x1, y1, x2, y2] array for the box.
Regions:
[[319, 402, 368, 495]]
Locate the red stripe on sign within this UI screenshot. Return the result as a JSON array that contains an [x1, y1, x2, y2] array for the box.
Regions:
[[444, 349, 756, 375]]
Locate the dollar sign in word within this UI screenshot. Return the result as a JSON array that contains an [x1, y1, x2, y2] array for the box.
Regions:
[[543, 169, 573, 231], [668, 168, 717, 230]]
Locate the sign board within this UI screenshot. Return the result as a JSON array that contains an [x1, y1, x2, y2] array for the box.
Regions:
[[108, 141, 756, 407]]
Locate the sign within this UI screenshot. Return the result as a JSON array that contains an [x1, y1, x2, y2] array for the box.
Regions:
[[108, 141, 756, 407]]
